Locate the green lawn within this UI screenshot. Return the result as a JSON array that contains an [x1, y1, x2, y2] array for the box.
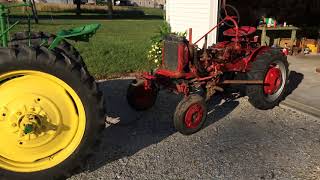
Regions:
[[11, 5, 164, 78], [14, 19, 162, 79]]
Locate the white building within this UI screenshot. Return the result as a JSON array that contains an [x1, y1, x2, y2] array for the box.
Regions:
[[166, 0, 220, 46]]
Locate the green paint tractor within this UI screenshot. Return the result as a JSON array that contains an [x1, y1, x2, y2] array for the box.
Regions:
[[0, 1, 105, 180]]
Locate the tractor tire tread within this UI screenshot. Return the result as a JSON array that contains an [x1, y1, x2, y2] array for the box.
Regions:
[[0, 44, 105, 180], [174, 94, 207, 135], [10, 31, 87, 69], [246, 48, 289, 110]]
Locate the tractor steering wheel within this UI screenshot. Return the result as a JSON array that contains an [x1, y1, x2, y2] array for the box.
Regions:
[[219, 4, 240, 27]]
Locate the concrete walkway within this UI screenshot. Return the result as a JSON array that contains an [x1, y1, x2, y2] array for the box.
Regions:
[[281, 54, 320, 117]]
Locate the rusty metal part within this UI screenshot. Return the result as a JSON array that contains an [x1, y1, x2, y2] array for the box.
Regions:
[[188, 28, 192, 44], [205, 81, 224, 101], [176, 82, 189, 96]]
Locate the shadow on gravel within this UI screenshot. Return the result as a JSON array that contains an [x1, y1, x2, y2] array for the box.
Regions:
[[74, 71, 302, 176], [283, 71, 304, 99], [82, 79, 240, 173]]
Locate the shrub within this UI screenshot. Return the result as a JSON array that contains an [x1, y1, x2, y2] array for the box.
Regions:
[[147, 21, 186, 67]]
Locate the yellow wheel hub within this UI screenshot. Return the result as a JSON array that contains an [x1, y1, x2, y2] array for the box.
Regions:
[[0, 70, 86, 173]]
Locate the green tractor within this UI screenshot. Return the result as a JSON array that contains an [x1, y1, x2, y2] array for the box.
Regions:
[[0, 1, 105, 180]]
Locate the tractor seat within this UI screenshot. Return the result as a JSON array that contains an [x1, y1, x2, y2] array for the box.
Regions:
[[223, 26, 256, 37]]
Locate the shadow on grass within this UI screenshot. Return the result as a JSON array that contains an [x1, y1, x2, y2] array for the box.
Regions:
[[79, 78, 239, 174]]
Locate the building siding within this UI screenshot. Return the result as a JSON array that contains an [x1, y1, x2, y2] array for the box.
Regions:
[[166, 0, 219, 46]]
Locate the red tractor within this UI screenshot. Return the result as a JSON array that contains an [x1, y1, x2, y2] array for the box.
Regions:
[[127, 4, 289, 135]]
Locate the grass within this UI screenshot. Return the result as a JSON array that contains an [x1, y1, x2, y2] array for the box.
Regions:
[[11, 6, 164, 79], [14, 19, 162, 78]]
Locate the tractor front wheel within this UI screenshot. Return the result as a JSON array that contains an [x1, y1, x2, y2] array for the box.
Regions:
[[174, 94, 207, 135], [246, 48, 289, 110], [127, 79, 158, 111], [0, 45, 105, 180]]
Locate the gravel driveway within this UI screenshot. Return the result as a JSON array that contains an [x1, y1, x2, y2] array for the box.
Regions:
[[69, 79, 320, 180]]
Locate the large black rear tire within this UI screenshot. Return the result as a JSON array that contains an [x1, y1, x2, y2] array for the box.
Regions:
[[0, 44, 105, 180], [246, 48, 289, 110], [10, 31, 86, 69]]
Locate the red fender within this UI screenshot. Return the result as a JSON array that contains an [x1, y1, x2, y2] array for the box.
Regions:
[[244, 46, 270, 71], [223, 46, 271, 72]]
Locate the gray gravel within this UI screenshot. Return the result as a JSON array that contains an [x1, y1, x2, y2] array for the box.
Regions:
[[69, 79, 320, 180]]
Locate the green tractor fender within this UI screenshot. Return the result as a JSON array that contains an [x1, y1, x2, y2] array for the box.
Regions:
[[49, 23, 101, 50]]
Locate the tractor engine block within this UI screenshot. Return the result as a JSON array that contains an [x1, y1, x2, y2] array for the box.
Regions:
[[197, 42, 244, 74], [210, 42, 243, 63]]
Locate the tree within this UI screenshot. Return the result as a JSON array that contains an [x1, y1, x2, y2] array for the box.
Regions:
[[107, 0, 113, 19], [74, 0, 81, 16]]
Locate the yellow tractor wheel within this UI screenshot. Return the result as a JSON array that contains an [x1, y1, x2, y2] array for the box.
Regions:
[[0, 45, 105, 180]]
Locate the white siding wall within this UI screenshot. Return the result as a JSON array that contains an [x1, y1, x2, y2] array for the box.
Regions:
[[166, 0, 219, 47]]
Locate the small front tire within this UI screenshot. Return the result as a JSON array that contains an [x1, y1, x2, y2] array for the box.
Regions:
[[174, 94, 207, 135], [127, 79, 158, 111]]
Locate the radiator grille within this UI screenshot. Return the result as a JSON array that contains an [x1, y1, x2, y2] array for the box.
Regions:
[[163, 40, 179, 71]]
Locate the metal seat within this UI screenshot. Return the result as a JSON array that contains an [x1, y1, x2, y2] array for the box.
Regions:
[[223, 26, 256, 37]]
